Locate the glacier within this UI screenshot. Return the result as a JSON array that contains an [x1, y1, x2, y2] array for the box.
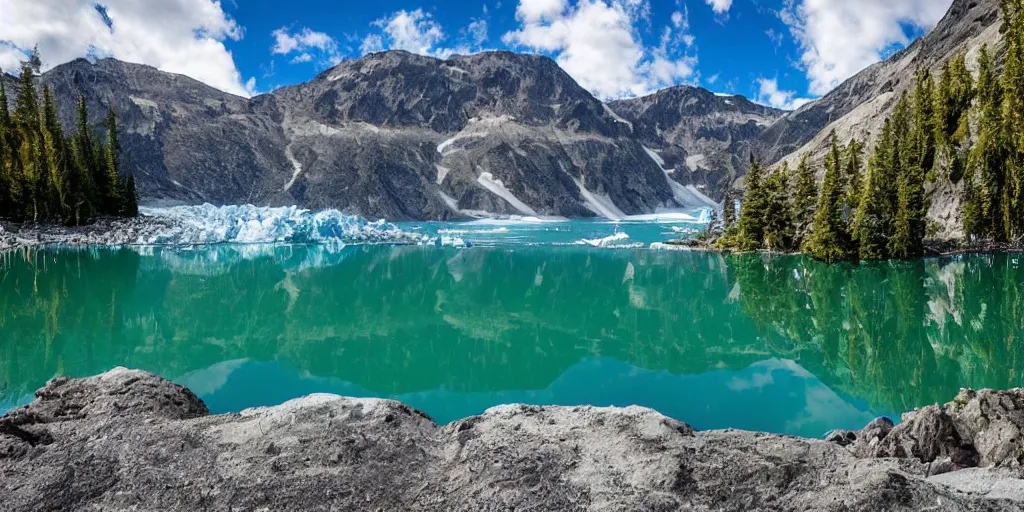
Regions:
[[138, 204, 434, 246]]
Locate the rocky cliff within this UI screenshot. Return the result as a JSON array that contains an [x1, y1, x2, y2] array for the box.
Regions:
[[1, 369, 1022, 510], [4, 52, 732, 221], [608, 86, 786, 198], [760, 0, 1003, 237]]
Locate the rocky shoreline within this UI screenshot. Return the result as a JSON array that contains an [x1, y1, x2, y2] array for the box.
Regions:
[[0, 217, 179, 251], [1, 369, 1022, 510]]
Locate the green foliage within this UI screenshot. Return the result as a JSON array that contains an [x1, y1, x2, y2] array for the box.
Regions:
[[736, 154, 770, 250], [763, 162, 795, 251], [843, 140, 864, 222], [803, 134, 854, 262], [964, 44, 1006, 241], [0, 59, 138, 225], [1003, 1, 1024, 240], [722, 187, 736, 230], [793, 154, 817, 243]]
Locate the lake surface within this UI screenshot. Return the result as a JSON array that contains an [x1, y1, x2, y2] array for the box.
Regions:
[[1, 234, 1022, 438]]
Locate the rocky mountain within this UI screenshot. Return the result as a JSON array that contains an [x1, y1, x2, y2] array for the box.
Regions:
[[607, 86, 786, 198], [5, 51, 738, 221], [758, 0, 1003, 236], [3, 0, 997, 224]]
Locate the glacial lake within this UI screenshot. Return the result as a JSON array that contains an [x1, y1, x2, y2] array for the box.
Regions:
[[1, 220, 1022, 438]]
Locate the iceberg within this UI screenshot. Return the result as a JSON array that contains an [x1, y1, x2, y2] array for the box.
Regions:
[[138, 204, 431, 246]]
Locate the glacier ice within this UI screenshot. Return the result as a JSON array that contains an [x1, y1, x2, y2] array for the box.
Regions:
[[138, 204, 433, 246]]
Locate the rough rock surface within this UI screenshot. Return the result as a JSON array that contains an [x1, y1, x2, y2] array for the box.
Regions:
[[4, 52, 722, 221], [1, 369, 1022, 511], [829, 389, 1024, 475], [608, 86, 786, 198], [0, 217, 178, 251]]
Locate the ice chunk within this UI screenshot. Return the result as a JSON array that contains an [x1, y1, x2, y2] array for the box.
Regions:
[[578, 232, 636, 248], [138, 204, 431, 246]]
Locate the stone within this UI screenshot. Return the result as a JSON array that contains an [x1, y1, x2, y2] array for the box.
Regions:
[[2, 369, 1023, 511]]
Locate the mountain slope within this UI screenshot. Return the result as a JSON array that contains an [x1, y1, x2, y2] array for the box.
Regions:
[[269, 51, 682, 220], [608, 86, 786, 199], [761, 0, 1002, 237], [6, 52, 741, 221]]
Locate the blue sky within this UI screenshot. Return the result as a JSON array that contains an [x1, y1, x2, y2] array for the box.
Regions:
[[0, 0, 954, 109]]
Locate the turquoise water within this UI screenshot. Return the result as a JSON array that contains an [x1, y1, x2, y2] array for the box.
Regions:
[[1, 221, 1022, 438]]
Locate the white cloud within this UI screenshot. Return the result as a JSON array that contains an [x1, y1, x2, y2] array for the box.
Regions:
[[517, 0, 569, 23], [271, 27, 341, 65], [466, 18, 489, 46], [367, 9, 446, 56], [706, 0, 733, 14], [755, 78, 812, 110], [502, 0, 699, 99], [0, 0, 256, 97], [782, 0, 953, 95]]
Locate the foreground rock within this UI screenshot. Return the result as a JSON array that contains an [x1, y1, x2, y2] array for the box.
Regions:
[[1, 369, 1022, 511]]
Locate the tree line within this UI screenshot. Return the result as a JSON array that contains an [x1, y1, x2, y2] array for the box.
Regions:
[[720, 0, 1024, 262], [0, 54, 137, 226]]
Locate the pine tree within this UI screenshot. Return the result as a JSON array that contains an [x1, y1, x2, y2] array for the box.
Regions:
[[763, 162, 795, 251], [793, 153, 817, 242], [0, 75, 12, 219], [908, 68, 936, 178], [722, 188, 736, 229], [804, 133, 853, 262], [121, 174, 139, 217], [101, 109, 122, 215], [843, 140, 864, 223], [70, 95, 96, 223], [0, 50, 135, 225], [1003, 0, 1024, 240], [855, 120, 896, 260], [965, 44, 1005, 241], [41, 85, 68, 222], [891, 136, 927, 259], [14, 62, 43, 222], [737, 154, 769, 250]]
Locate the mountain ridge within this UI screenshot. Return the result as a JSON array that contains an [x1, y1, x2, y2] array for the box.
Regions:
[[1, 0, 1002, 224]]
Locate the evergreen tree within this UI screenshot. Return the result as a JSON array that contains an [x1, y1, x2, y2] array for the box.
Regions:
[[0, 74, 13, 219], [722, 188, 736, 229], [101, 109, 122, 215], [891, 135, 928, 259], [763, 162, 795, 251], [793, 153, 817, 242], [844, 140, 864, 223], [70, 95, 97, 223], [804, 133, 853, 262], [855, 120, 896, 260], [14, 62, 42, 222], [908, 68, 936, 178], [1003, 0, 1024, 240], [737, 154, 769, 250], [0, 51, 137, 225], [965, 44, 1005, 241], [41, 85, 68, 222]]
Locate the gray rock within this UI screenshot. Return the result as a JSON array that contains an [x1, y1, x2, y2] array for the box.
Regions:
[[2, 369, 1023, 511]]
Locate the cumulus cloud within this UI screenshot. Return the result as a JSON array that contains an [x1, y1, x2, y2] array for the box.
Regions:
[[271, 27, 341, 65], [755, 78, 812, 110], [782, 0, 953, 95], [0, 0, 256, 97], [502, 0, 699, 99], [706, 0, 733, 14], [365, 9, 446, 56]]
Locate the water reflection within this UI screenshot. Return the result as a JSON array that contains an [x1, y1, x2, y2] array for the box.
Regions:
[[1, 246, 1021, 437]]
